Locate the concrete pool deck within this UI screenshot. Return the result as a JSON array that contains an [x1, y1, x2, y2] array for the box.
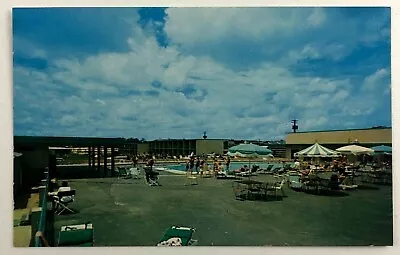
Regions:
[[53, 172, 392, 246]]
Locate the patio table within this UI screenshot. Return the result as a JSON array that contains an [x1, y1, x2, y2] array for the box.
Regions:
[[232, 180, 270, 200]]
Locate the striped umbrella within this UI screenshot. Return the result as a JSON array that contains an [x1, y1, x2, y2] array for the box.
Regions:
[[294, 143, 340, 158]]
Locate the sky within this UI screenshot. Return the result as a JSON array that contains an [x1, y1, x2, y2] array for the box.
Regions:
[[12, 7, 391, 140]]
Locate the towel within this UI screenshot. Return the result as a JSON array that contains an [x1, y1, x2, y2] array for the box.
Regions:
[[157, 237, 182, 246]]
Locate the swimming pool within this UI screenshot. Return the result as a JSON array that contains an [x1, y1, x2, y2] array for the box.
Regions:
[[165, 162, 294, 171]]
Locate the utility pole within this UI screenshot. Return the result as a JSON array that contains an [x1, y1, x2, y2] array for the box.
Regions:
[[291, 119, 299, 133]]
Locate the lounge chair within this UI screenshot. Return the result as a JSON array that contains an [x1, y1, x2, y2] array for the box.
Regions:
[[258, 164, 274, 174], [216, 171, 240, 180], [273, 167, 285, 175], [237, 167, 258, 177], [117, 167, 132, 179], [283, 164, 292, 171], [157, 226, 197, 246], [58, 222, 94, 247]]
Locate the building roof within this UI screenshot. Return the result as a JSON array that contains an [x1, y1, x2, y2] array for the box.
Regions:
[[14, 136, 128, 147], [287, 126, 391, 134]]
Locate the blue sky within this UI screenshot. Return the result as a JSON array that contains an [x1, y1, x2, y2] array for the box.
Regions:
[[12, 7, 391, 140]]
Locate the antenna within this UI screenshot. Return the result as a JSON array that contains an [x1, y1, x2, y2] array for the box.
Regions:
[[203, 131, 207, 139], [291, 119, 298, 133]]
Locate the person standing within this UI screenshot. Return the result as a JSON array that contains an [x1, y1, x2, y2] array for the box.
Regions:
[[133, 155, 138, 167], [195, 157, 200, 174], [145, 156, 155, 184], [189, 157, 195, 175], [185, 160, 190, 173], [199, 159, 205, 176], [225, 157, 231, 172]]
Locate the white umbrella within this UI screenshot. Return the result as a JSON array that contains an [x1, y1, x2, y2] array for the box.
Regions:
[[294, 143, 340, 158], [336, 145, 374, 155]]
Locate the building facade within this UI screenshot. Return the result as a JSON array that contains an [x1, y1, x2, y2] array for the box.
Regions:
[[144, 138, 286, 158], [285, 127, 392, 159], [147, 139, 227, 156]]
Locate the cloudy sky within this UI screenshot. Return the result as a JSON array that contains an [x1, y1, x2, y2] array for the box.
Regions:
[[12, 7, 391, 140]]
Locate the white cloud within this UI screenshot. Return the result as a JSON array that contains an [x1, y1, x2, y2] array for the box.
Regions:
[[14, 42, 388, 139], [307, 8, 326, 27], [13, 8, 391, 139], [13, 36, 47, 59], [363, 68, 390, 92], [164, 8, 323, 48]]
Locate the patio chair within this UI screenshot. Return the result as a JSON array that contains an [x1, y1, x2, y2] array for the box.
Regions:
[[129, 167, 141, 179], [287, 173, 302, 190], [269, 179, 286, 199], [53, 189, 76, 215], [201, 164, 213, 178], [58, 222, 94, 247], [339, 176, 358, 190], [247, 184, 266, 200], [157, 226, 197, 246], [117, 167, 132, 179]]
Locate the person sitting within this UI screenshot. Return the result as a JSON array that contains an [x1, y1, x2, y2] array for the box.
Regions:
[[329, 174, 340, 190], [218, 162, 224, 173], [300, 169, 310, 178], [213, 160, 218, 173], [294, 160, 300, 170], [144, 157, 160, 186]]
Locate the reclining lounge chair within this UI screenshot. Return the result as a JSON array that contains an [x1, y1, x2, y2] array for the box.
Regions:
[[157, 226, 197, 246], [58, 222, 94, 247]]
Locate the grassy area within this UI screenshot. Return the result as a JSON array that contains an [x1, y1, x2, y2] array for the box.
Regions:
[[53, 168, 392, 246]]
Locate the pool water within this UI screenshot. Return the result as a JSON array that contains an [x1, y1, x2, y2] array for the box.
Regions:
[[166, 162, 294, 171]]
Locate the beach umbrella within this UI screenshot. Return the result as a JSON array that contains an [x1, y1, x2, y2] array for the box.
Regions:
[[370, 145, 392, 163], [370, 145, 392, 154], [335, 145, 374, 155], [294, 143, 340, 158], [228, 143, 273, 156], [228, 143, 273, 174]]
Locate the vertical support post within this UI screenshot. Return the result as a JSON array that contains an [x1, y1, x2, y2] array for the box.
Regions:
[[91, 147, 95, 169], [97, 146, 101, 172], [88, 147, 92, 167], [104, 146, 108, 177], [111, 147, 115, 177]]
